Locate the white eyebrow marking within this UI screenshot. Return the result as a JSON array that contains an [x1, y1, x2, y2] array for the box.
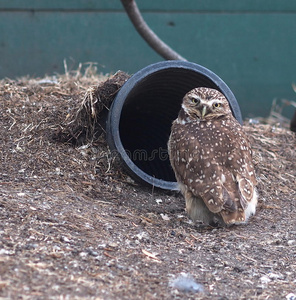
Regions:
[[207, 99, 222, 105], [190, 94, 201, 100]]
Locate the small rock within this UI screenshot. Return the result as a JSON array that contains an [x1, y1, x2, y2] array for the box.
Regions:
[[155, 198, 163, 204], [87, 249, 99, 256], [97, 243, 107, 249], [286, 293, 296, 300], [160, 213, 170, 221], [55, 167, 63, 176], [107, 242, 118, 248], [125, 176, 135, 184], [0, 249, 13, 255], [60, 236, 71, 243], [268, 272, 284, 280], [24, 243, 38, 250], [259, 272, 284, 288], [135, 232, 150, 241], [260, 275, 271, 287], [79, 252, 88, 258], [170, 273, 204, 293]]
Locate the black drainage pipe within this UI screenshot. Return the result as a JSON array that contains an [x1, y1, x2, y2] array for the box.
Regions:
[[106, 61, 242, 190]]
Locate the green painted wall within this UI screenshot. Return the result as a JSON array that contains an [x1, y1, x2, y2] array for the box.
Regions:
[[1, 0, 296, 118]]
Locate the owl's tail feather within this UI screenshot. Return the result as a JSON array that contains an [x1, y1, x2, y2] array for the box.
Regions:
[[222, 187, 237, 212], [220, 187, 247, 224], [220, 187, 257, 225], [220, 209, 246, 225]]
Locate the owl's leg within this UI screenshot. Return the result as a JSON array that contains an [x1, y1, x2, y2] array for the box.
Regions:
[[184, 191, 224, 226]]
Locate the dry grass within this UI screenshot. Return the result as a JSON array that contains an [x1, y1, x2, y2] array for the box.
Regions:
[[0, 68, 296, 299], [254, 98, 296, 130]]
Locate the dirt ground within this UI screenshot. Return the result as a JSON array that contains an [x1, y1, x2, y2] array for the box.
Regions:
[[1, 68, 296, 300]]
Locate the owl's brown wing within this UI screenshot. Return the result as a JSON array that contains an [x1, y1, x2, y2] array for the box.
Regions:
[[169, 122, 257, 223], [179, 153, 254, 224], [224, 128, 257, 204], [169, 126, 230, 213]]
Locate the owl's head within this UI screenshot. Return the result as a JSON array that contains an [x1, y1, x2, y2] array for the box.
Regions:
[[181, 87, 232, 121]]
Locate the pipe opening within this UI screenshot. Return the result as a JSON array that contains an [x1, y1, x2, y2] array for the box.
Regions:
[[107, 61, 242, 190]]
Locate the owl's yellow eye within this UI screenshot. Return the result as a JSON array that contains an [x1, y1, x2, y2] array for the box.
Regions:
[[213, 102, 221, 108], [191, 97, 200, 104]]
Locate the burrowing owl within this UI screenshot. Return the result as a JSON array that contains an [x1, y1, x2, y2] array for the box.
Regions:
[[168, 87, 258, 226]]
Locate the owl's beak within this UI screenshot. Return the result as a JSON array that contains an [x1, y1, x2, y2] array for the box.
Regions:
[[201, 106, 207, 118]]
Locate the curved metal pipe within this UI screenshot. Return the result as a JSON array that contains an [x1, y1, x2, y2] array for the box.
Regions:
[[120, 0, 186, 61]]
